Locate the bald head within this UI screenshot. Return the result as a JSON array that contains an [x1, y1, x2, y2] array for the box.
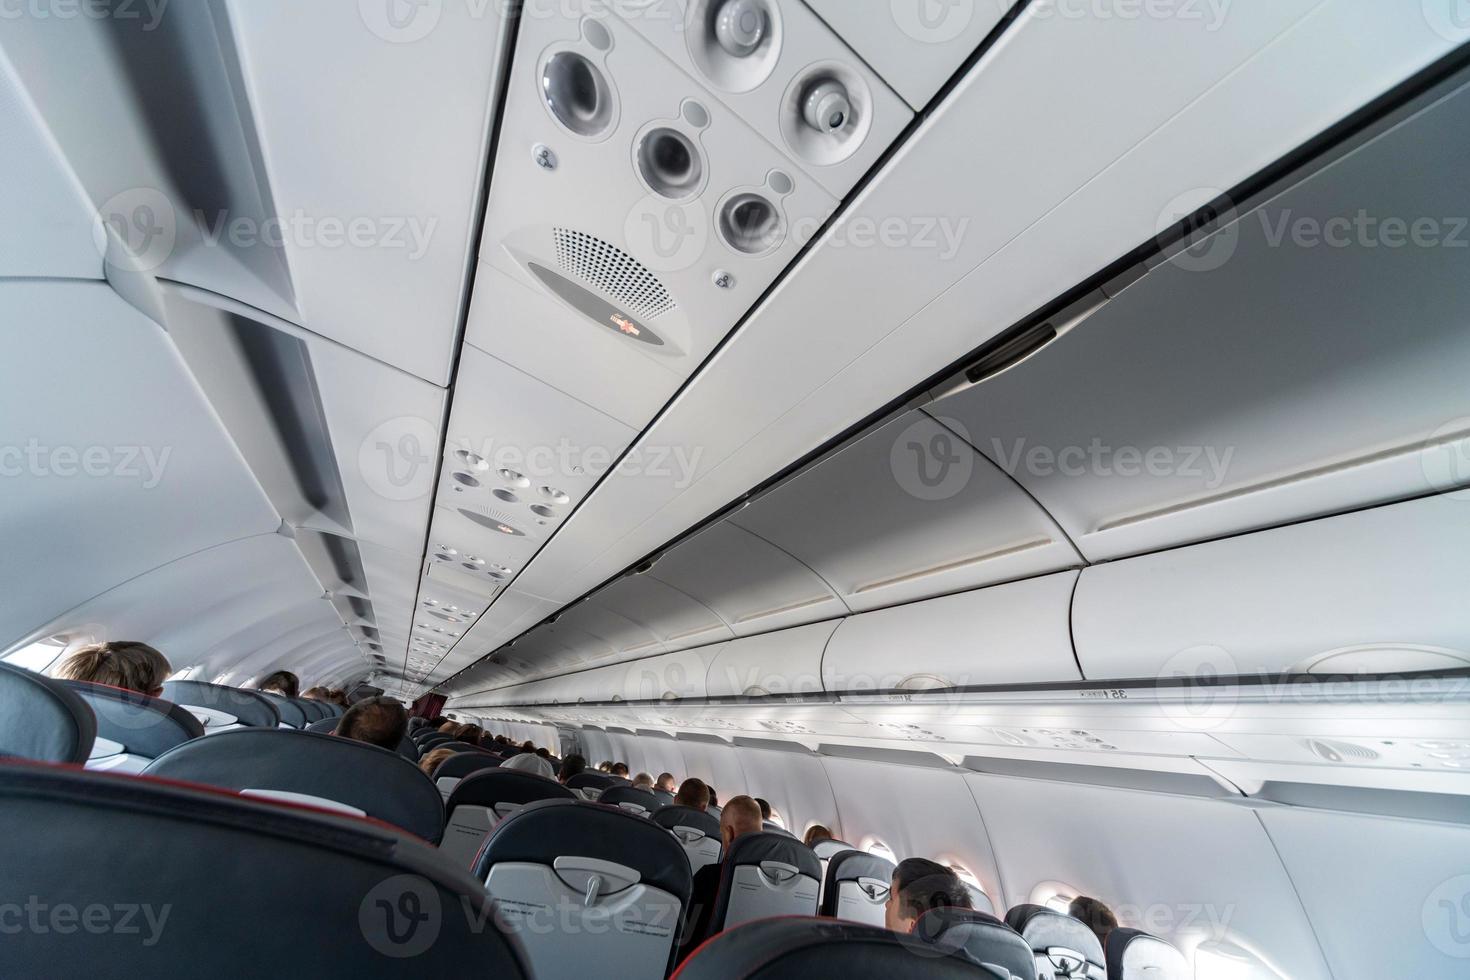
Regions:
[[719, 795, 764, 849]]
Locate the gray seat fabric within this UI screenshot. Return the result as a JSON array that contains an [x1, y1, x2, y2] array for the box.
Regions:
[[439, 769, 576, 867], [142, 728, 445, 842], [811, 838, 856, 862], [565, 771, 625, 799], [0, 762, 530, 976], [1106, 928, 1190, 980], [1005, 905, 1107, 980], [676, 917, 1011, 979], [62, 680, 203, 761], [818, 850, 895, 926], [259, 692, 308, 729], [295, 698, 331, 722], [763, 821, 797, 839], [161, 680, 280, 729], [653, 805, 723, 874], [473, 799, 694, 979], [915, 908, 1038, 980], [599, 784, 665, 816], [712, 832, 823, 935], [0, 662, 96, 763], [431, 750, 502, 801]]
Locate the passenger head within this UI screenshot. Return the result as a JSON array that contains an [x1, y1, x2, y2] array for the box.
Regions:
[[557, 754, 587, 784], [707, 788, 718, 807], [886, 858, 971, 933], [457, 724, 483, 744], [419, 746, 457, 778], [1068, 896, 1118, 950], [54, 641, 171, 698], [655, 772, 677, 793], [597, 761, 612, 772], [326, 689, 350, 707], [438, 720, 459, 734], [535, 747, 551, 759], [631, 772, 655, 791], [301, 686, 331, 702], [803, 824, 834, 848], [256, 670, 300, 699], [502, 752, 555, 779], [674, 778, 710, 811], [334, 696, 408, 751], [754, 798, 772, 820], [611, 762, 629, 778], [718, 795, 764, 851]]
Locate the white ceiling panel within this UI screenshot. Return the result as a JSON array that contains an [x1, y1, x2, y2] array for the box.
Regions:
[[593, 574, 738, 649], [224, 0, 514, 384], [733, 411, 1081, 609]]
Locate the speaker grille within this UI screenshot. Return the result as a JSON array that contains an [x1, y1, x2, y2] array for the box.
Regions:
[[554, 228, 675, 320]]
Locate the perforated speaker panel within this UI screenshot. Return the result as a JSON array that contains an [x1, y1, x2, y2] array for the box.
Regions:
[[554, 228, 675, 320]]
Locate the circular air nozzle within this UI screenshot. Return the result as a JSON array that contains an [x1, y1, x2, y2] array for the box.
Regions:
[[715, 0, 767, 57], [719, 192, 782, 255], [802, 78, 853, 135], [542, 50, 615, 138], [636, 127, 705, 200]]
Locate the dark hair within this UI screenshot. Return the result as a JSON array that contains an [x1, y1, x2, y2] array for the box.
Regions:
[[335, 697, 408, 751], [1069, 896, 1118, 946], [257, 670, 300, 699], [674, 777, 710, 810], [754, 798, 772, 820], [610, 762, 629, 777], [558, 754, 587, 782], [891, 858, 972, 923], [804, 824, 834, 848], [708, 788, 718, 806]]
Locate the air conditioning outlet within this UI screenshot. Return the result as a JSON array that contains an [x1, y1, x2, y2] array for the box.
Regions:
[[553, 228, 675, 320], [1304, 738, 1381, 763]]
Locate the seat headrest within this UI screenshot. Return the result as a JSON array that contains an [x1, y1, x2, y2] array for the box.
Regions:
[[435, 751, 503, 780], [0, 663, 96, 763], [916, 908, 1038, 980], [566, 771, 625, 791], [1004, 905, 1106, 979], [726, 831, 822, 878], [674, 917, 1011, 979], [258, 691, 308, 728], [763, 821, 797, 839], [304, 716, 337, 734], [142, 728, 444, 842], [61, 681, 203, 759], [0, 762, 529, 976], [819, 849, 895, 916], [599, 784, 666, 815], [652, 805, 720, 837], [1106, 928, 1190, 980], [446, 768, 576, 812], [473, 798, 694, 906], [811, 838, 856, 861], [160, 681, 280, 728]]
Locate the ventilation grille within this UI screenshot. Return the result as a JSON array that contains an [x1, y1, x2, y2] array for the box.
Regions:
[[554, 228, 675, 320]]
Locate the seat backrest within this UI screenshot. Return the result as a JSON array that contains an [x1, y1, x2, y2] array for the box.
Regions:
[[818, 849, 895, 926], [713, 832, 822, 934], [259, 691, 308, 729], [916, 908, 1039, 980], [61, 680, 203, 771], [653, 805, 723, 873], [566, 770, 624, 799], [811, 838, 856, 862], [599, 784, 665, 816], [474, 799, 694, 978], [142, 728, 444, 842], [433, 750, 502, 801], [440, 769, 576, 866], [0, 762, 530, 976], [763, 820, 797, 839], [674, 917, 1011, 979], [304, 716, 421, 764], [418, 733, 455, 751], [1106, 929, 1190, 980], [161, 680, 280, 729], [0, 662, 96, 763], [294, 697, 329, 722], [1005, 906, 1107, 980]]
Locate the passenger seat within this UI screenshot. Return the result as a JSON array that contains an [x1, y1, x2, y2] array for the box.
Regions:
[[161, 680, 281, 731], [0, 762, 530, 976], [430, 750, 502, 801], [707, 832, 821, 936], [600, 783, 666, 816], [1005, 905, 1107, 980], [474, 798, 694, 978], [0, 662, 95, 763], [915, 908, 1038, 980], [818, 849, 895, 926], [653, 805, 723, 873], [62, 680, 203, 772], [439, 768, 575, 866], [1106, 928, 1190, 980]]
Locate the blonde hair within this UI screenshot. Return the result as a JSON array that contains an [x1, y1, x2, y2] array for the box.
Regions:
[[55, 641, 171, 696], [418, 746, 458, 778]]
